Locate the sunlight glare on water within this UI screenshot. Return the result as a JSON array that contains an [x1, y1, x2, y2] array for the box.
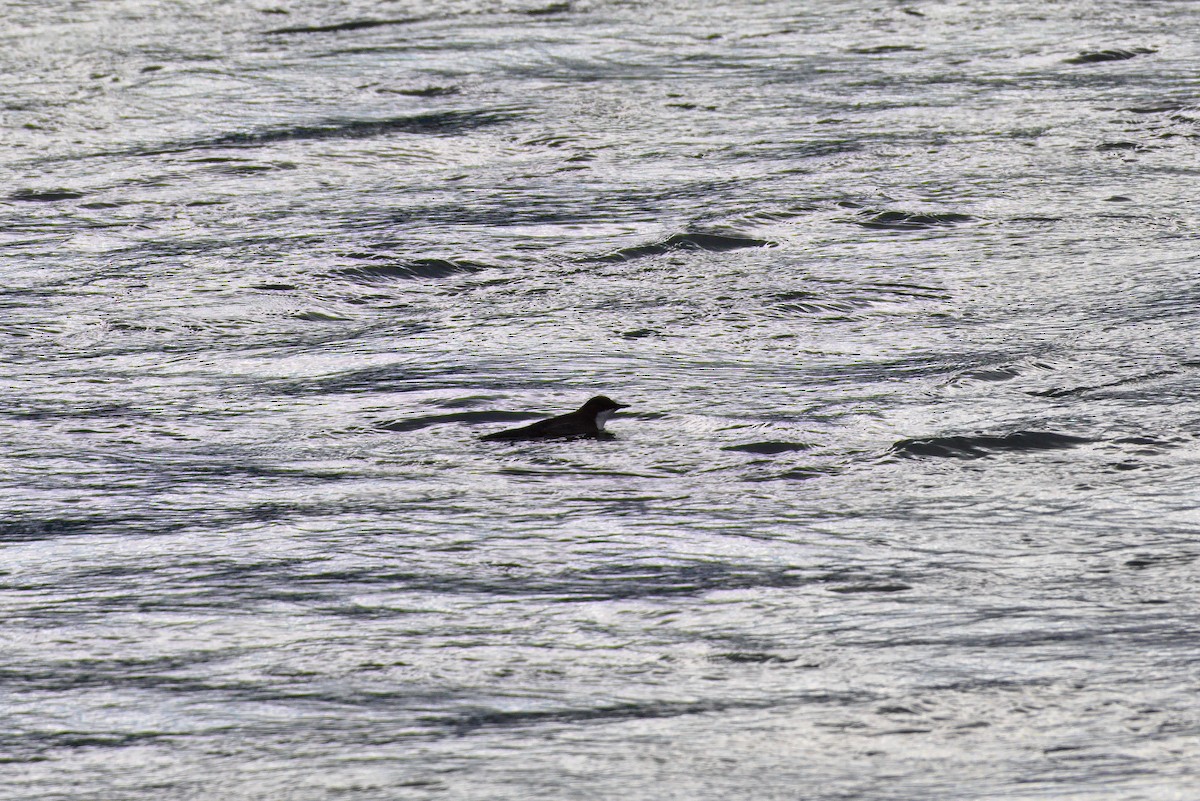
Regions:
[[2, 0, 1199, 798]]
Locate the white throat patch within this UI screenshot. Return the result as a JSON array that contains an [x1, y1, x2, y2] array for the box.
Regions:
[[594, 410, 615, 431]]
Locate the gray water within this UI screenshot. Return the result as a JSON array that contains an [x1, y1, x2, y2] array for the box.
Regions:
[[3, 1, 1200, 798]]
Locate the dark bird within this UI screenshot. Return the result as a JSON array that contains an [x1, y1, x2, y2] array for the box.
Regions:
[[480, 395, 630, 441]]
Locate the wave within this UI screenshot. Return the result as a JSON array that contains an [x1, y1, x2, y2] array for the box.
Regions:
[[526, 2, 573, 15], [429, 691, 869, 735], [890, 431, 1092, 459], [264, 17, 426, 35], [332, 257, 491, 282], [1064, 48, 1155, 65], [0, 517, 101, 543], [592, 231, 775, 262], [126, 109, 521, 157], [9, 188, 85, 202], [201, 110, 516, 145], [379, 410, 533, 433], [850, 210, 974, 230], [721, 441, 813, 454]]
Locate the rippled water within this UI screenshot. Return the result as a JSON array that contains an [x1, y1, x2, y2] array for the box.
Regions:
[[4, 1, 1200, 798]]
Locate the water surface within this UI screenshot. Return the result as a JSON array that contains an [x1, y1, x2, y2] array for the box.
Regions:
[[3, 1, 1199, 798]]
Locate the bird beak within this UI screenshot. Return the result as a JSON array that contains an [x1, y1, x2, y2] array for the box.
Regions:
[[615, 403, 630, 409]]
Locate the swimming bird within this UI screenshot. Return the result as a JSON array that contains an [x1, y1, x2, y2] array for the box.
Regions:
[[480, 396, 630, 441]]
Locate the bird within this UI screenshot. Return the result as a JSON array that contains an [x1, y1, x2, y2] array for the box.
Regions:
[[480, 395, 630, 441]]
